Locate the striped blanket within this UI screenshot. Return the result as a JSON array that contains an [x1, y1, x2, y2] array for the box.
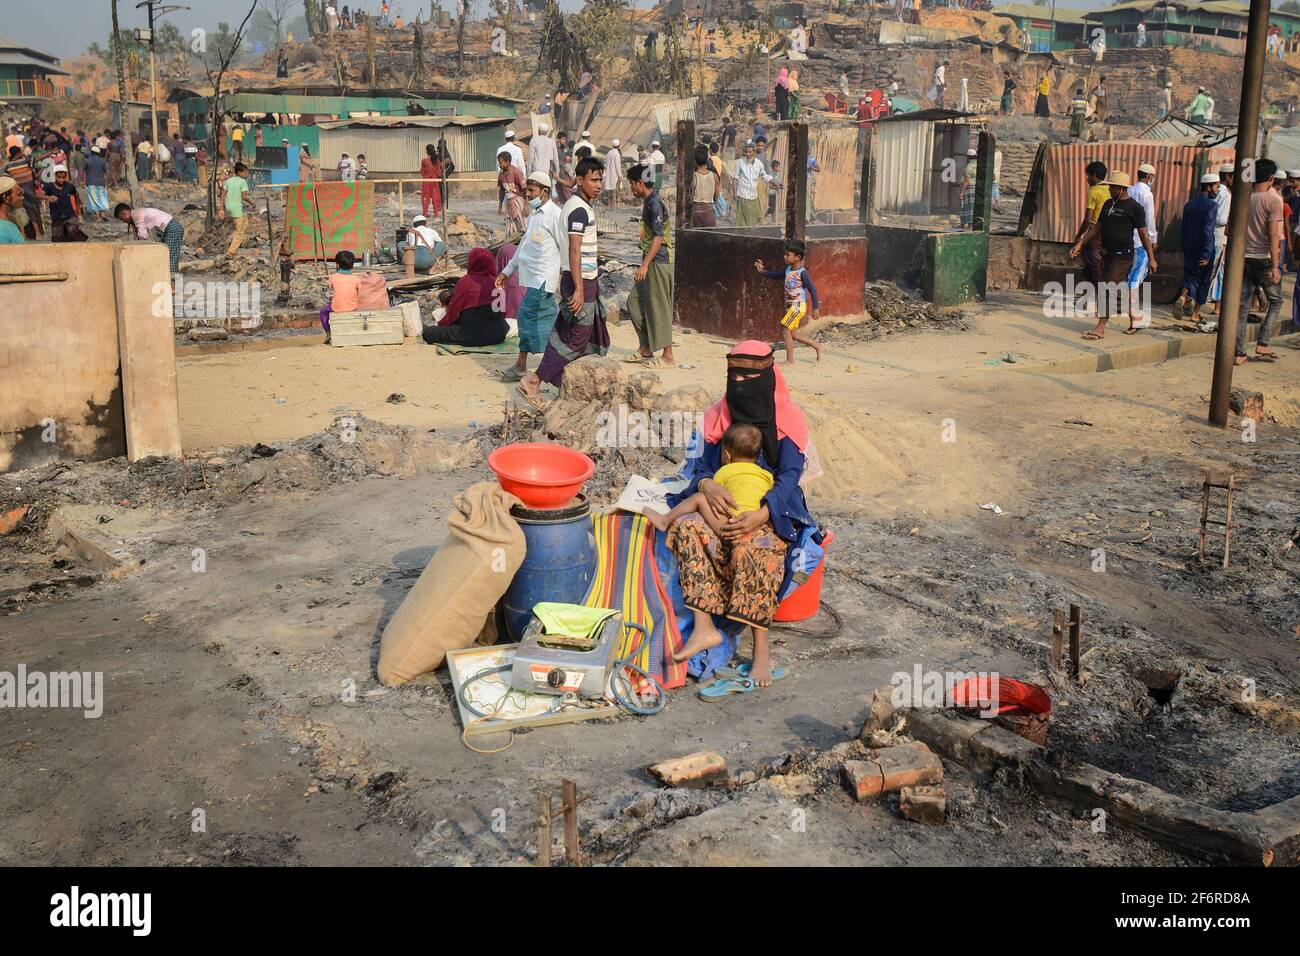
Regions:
[[583, 511, 689, 691]]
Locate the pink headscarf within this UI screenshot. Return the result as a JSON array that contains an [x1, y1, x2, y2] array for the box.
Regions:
[[776, 67, 790, 89], [702, 340, 809, 452]]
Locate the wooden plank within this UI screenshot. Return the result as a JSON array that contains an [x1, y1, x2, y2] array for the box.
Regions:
[[536, 792, 552, 868], [562, 779, 581, 866], [812, 125, 858, 211]]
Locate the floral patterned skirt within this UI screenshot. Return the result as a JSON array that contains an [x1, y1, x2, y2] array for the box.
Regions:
[[666, 514, 788, 628]]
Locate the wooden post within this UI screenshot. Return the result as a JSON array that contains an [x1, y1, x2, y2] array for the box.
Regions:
[[265, 195, 275, 256], [859, 125, 875, 226], [398, 178, 404, 224], [536, 792, 552, 868], [785, 122, 808, 242], [676, 118, 695, 229], [1050, 608, 1064, 671], [562, 778, 580, 866], [1068, 603, 1083, 679], [972, 129, 995, 233]]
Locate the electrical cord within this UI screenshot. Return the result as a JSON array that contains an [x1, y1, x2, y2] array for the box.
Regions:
[[606, 621, 666, 717]]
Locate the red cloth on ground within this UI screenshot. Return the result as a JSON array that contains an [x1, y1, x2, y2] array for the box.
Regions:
[[438, 247, 497, 326]]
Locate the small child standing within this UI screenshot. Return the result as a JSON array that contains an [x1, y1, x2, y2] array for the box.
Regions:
[[754, 239, 823, 363], [338, 152, 355, 182], [648, 423, 774, 537], [356, 153, 369, 180]]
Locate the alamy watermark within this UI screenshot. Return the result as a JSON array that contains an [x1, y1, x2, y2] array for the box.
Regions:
[[153, 277, 262, 319], [890, 665, 1002, 719], [595, 404, 705, 454], [0, 665, 103, 718], [1044, 275, 1151, 322]]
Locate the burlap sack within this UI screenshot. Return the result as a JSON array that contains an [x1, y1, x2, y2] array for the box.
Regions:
[[377, 482, 524, 685]]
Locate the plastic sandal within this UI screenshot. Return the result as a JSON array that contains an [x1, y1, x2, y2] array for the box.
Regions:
[[698, 677, 757, 701], [715, 662, 788, 682]]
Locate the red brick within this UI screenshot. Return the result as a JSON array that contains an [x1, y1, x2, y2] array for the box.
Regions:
[[900, 785, 947, 825], [647, 750, 728, 789], [0, 505, 29, 535], [873, 742, 944, 793], [842, 759, 885, 802]]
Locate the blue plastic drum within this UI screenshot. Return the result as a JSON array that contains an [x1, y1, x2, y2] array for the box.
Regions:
[[502, 495, 597, 642]]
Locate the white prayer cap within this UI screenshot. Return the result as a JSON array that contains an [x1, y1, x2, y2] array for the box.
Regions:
[[652, 139, 661, 146], [1275, 169, 1288, 180], [1288, 169, 1300, 178], [527, 171, 553, 190], [612, 138, 620, 147], [538, 122, 549, 133], [966, 147, 977, 156], [1201, 173, 1220, 184], [1138, 162, 1156, 175], [505, 129, 516, 139], [51, 164, 67, 173], [412, 215, 427, 224], [582, 129, 591, 137], [1221, 162, 1234, 172]]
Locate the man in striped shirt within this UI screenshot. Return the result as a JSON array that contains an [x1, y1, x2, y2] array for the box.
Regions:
[[519, 156, 609, 406]]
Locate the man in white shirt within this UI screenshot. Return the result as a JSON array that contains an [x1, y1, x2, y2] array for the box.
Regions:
[[528, 122, 558, 180], [933, 61, 947, 107], [733, 140, 775, 227], [498, 171, 567, 381], [1158, 82, 1172, 119], [575, 130, 593, 156], [1207, 163, 1233, 322], [501, 130, 525, 174], [648, 139, 667, 190], [603, 138, 622, 206], [1127, 162, 1157, 327], [398, 214, 445, 271]]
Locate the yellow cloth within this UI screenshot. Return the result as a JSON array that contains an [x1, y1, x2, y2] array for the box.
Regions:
[[532, 602, 617, 640], [1086, 183, 1110, 223], [713, 462, 775, 516], [1037, 76, 1050, 95]]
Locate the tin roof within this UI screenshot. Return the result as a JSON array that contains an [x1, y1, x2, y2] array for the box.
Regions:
[[584, 92, 697, 149], [990, 5, 1088, 24], [0, 34, 68, 75], [315, 115, 510, 130]]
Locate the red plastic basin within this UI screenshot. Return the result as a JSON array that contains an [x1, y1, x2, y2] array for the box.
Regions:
[[949, 676, 1051, 717], [488, 442, 595, 509]]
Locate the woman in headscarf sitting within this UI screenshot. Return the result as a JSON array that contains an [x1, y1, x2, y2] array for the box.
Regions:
[[422, 247, 508, 347], [662, 341, 824, 690]]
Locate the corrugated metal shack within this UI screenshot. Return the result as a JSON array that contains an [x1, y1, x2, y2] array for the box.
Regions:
[[1023, 141, 1235, 248], [584, 92, 697, 151], [316, 115, 514, 176]]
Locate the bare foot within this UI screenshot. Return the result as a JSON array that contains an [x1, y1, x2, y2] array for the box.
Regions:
[[750, 645, 774, 687], [672, 621, 723, 662], [660, 348, 677, 367], [813, 342, 824, 362], [1234, 354, 1249, 366], [784, 357, 796, 365]]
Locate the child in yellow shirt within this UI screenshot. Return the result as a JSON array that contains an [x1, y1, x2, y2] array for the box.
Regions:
[[648, 424, 774, 535]]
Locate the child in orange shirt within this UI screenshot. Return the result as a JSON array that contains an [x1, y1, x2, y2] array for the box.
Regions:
[[320, 249, 360, 344]]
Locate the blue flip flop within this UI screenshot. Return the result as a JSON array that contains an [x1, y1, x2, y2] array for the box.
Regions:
[[715, 662, 788, 682], [698, 677, 757, 701]]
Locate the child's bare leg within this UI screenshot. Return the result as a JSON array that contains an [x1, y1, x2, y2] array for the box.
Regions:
[[647, 494, 702, 532], [782, 327, 796, 364], [673, 607, 724, 662], [793, 329, 822, 361], [749, 626, 774, 686]]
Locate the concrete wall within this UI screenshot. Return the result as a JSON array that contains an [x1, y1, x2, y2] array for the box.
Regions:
[[1, 244, 182, 473], [674, 224, 867, 340]]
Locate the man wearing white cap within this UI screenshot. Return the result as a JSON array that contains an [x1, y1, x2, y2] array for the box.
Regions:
[[528, 122, 558, 181], [397, 214, 445, 272], [575, 129, 593, 156], [498, 170, 566, 382], [648, 139, 666, 190], [1158, 82, 1172, 120], [0, 176, 26, 243], [1207, 163, 1234, 314], [1127, 162, 1157, 327], [41, 164, 82, 242], [1188, 87, 1210, 123], [603, 138, 623, 206], [502, 129, 525, 175], [1177, 173, 1219, 326]]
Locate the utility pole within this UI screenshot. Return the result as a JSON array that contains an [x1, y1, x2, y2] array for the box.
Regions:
[[135, 1, 190, 180], [1209, 0, 1270, 427]]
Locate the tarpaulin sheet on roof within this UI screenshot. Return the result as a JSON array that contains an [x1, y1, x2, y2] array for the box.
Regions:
[[284, 180, 375, 261], [1027, 141, 1235, 247]]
